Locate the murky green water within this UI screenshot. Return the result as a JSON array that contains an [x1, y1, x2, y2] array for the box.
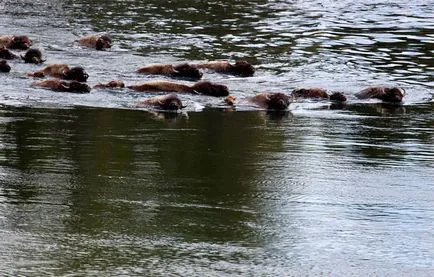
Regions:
[[1, 1, 433, 276]]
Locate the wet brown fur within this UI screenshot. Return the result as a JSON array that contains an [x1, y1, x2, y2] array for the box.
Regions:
[[249, 92, 292, 110], [28, 64, 69, 78], [0, 35, 32, 50], [137, 63, 202, 79], [137, 64, 175, 75], [128, 80, 192, 93], [224, 95, 236, 106], [356, 86, 405, 103], [0, 60, 11, 72], [0, 36, 13, 48], [31, 79, 91, 93], [291, 88, 329, 99], [78, 34, 112, 50], [21, 48, 45, 64], [192, 60, 255, 77], [62, 66, 89, 82], [194, 61, 232, 71], [138, 94, 185, 110], [190, 81, 229, 96], [172, 63, 203, 79], [93, 80, 125, 89], [28, 64, 88, 82], [0, 47, 18, 60], [128, 80, 229, 97], [329, 92, 347, 102], [292, 88, 347, 103]]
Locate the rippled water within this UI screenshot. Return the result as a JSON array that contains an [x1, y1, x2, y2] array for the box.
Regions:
[[1, 1, 433, 276]]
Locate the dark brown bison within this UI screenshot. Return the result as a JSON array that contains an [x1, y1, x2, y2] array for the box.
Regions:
[[128, 80, 229, 97], [78, 34, 112, 50], [31, 79, 91, 93], [329, 92, 347, 102], [291, 88, 347, 102], [192, 60, 255, 77], [0, 47, 18, 59], [28, 64, 89, 82], [248, 92, 292, 110], [355, 86, 405, 103], [0, 35, 32, 50], [128, 80, 192, 93], [225, 93, 292, 110], [93, 80, 125, 89], [137, 63, 202, 80], [21, 48, 45, 64], [291, 88, 329, 99], [138, 94, 185, 110], [190, 81, 229, 96], [0, 60, 11, 72]]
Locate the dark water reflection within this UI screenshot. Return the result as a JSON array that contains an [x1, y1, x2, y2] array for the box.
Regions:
[[1, 0, 434, 276], [0, 105, 433, 276]]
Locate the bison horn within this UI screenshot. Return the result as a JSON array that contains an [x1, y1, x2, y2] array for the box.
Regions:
[[60, 83, 70, 91], [172, 66, 180, 74]]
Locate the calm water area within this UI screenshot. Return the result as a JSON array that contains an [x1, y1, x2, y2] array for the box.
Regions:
[[0, 0, 433, 276]]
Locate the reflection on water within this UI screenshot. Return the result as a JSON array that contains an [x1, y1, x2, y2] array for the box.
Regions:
[[1, 0, 434, 276], [0, 105, 432, 276]]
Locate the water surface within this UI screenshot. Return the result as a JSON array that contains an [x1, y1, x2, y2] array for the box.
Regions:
[[1, 0, 433, 276]]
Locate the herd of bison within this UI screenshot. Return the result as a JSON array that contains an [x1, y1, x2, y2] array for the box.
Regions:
[[0, 34, 405, 111]]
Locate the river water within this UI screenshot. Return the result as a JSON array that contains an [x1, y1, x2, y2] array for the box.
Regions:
[[0, 0, 433, 276]]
